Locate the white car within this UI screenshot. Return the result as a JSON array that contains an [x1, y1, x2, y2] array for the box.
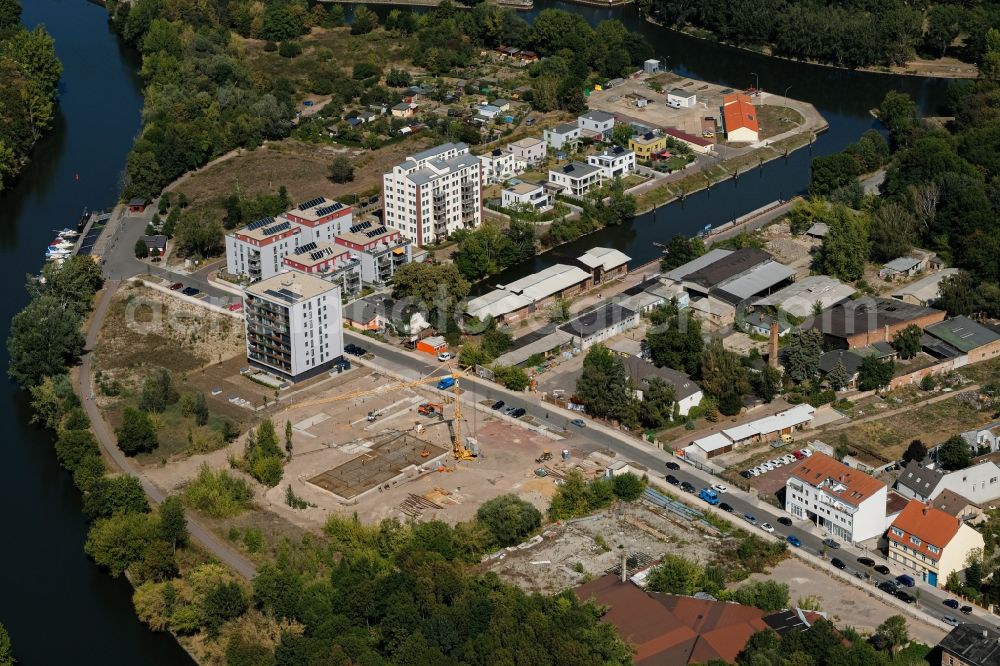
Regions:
[[437, 351, 452, 361], [712, 484, 728, 494], [760, 523, 775, 533], [800, 448, 812, 457], [751, 468, 762, 477], [782, 454, 796, 464]]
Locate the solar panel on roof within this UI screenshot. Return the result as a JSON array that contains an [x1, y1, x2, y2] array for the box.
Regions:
[[315, 203, 343, 217], [294, 242, 318, 255], [349, 221, 373, 233], [297, 197, 326, 211], [247, 216, 275, 230], [309, 248, 331, 261], [263, 288, 298, 304], [365, 226, 388, 238], [262, 220, 291, 236]]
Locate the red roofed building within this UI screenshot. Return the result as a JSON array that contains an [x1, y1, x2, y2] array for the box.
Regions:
[[888, 499, 984, 588], [575, 575, 810, 664], [722, 93, 760, 143]]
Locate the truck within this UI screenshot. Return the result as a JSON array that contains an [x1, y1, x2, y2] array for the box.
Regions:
[[436, 376, 455, 390], [698, 488, 720, 505], [418, 403, 443, 417]]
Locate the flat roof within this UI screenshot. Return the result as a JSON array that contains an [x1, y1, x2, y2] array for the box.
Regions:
[[494, 330, 573, 367], [507, 182, 543, 195], [335, 223, 399, 248], [630, 133, 663, 146], [551, 122, 579, 134], [245, 271, 336, 302], [692, 433, 732, 453], [288, 197, 348, 222], [668, 88, 696, 98], [553, 161, 601, 179], [712, 260, 795, 305], [662, 127, 713, 148], [559, 303, 635, 338], [753, 275, 855, 318], [925, 315, 1000, 353], [891, 268, 959, 303], [664, 248, 734, 283], [499, 264, 592, 301], [284, 241, 348, 268], [579, 109, 615, 123], [510, 137, 544, 148], [683, 248, 772, 289], [723, 404, 815, 443], [884, 256, 923, 272], [232, 216, 299, 242], [465, 289, 533, 320], [578, 247, 631, 271]]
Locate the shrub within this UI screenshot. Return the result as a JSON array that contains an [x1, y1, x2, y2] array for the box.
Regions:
[[476, 494, 542, 547], [278, 41, 301, 58], [116, 406, 158, 455], [611, 473, 646, 501], [184, 463, 254, 518]]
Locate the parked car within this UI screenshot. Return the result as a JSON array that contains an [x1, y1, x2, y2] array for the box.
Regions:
[[777, 517, 792, 527], [503, 406, 517, 415], [787, 535, 801, 547], [896, 590, 916, 604], [800, 448, 812, 457], [944, 599, 960, 609], [874, 564, 890, 575], [169, 282, 183, 290], [437, 351, 452, 361], [751, 468, 762, 477], [719, 502, 734, 513], [830, 557, 846, 570], [665, 461, 680, 471], [943, 616, 960, 627], [665, 475, 680, 486], [792, 450, 805, 460], [743, 513, 758, 526], [961, 605, 974, 615], [226, 302, 243, 312], [857, 557, 875, 568], [570, 419, 586, 428], [822, 538, 840, 549], [712, 484, 728, 494], [896, 574, 916, 588], [781, 454, 796, 464], [740, 470, 753, 479], [760, 522, 774, 533], [182, 287, 200, 297], [344, 343, 363, 355], [510, 408, 526, 418], [878, 581, 898, 594], [680, 481, 696, 493], [491, 400, 505, 411]]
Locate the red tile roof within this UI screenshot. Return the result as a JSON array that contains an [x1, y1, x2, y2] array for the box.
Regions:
[[722, 93, 759, 135], [787, 452, 886, 506], [662, 127, 713, 148], [890, 499, 961, 561]]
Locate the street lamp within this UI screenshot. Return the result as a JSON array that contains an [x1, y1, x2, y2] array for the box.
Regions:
[[783, 85, 792, 100], [750, 72, 760, 98]]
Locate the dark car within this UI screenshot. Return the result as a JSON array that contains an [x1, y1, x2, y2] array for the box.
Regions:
[[743, 513, 758, 526], [680, 481, 696, 493], [182, 287, 200, 297], [944, 599, 960, 609], [169, 282, 183, 290], [830, 557, 846, 570], [719, 502, 734, 513], [510, 408, 526, 418], [961, 605, 974, 615], [665, 461, 680, 471], [878, 581, 898, 594], [570, 419, 586, 428], [739, 470, 753, 479], [491, 400, 505, 411], [874, 564, 890, 575], [777, 517, 792, 527], [857, 557, 876, 568], [896, 590, 916, 604], [665, 474, 680, 486], [787, 535, 802, 547], [896, 574, 916, 588], [822, 538, 840, 549], [344, 343, 360, 354]]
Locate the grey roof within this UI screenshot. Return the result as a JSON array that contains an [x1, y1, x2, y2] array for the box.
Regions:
[[805, 222, 829, 237], [668, 88, 696, 98], [478, 104, 501, 115], [744, 311, 790, 332], [391, 102, 411, 111], [921, 332, 964, 359], [713, 260, 796, 305], [494, 330, 573, 367], [805, 297, 943, 340], [890, 268, 960, 304], [818, 349, 865, 376], [621, 356, 702, 401], [343, 295, 392, 324], [551, 122, 579, 135], [556, 161, 602, 179], [683, 248, 773, 290], [897, 460, 944, 497], [406, 142, 468, 164], [141, 234, 167, 251], [578, 110, 615, 123], [127, 198, 147, 206], [939, 623, 1000, 666], [924, 316, 1000, 353], [404, 152, 480, 186], [883, 256, 923, 272], [559, 303, 635, 338], [664, 248, 734, 283], [753, 275, 855, 319]]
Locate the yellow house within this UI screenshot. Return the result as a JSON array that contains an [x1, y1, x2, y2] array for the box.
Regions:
[[888, 500, 985, 588], [629, 132, 667, 159]]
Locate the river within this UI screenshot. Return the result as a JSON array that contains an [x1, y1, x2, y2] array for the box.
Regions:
[[0, 0, 952, 662], [0, 1, 193, 663]]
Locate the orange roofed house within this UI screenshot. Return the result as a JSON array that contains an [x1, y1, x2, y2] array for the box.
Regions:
[[575, 575, 820, 664], [888, 499, 985, 588], [722, 93, 759, 143]]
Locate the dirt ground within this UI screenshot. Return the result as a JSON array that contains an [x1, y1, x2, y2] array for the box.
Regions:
[[759, 219, 819, 276], [747, 558, 947, 645], [485, 500, 727, 596]]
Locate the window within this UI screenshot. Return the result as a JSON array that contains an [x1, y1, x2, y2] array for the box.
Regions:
[[928, 544, 940, 554], [891, 527, 904, 537], [910, 536, 921, 546]]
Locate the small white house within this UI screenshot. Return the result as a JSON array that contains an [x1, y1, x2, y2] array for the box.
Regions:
[[643, 58, 661, 74], [667, 89, 697, 109], [577, 110, 616, 138], [477, 103, 502, 120], [479, 148, 521, 185], [501, 182, 552, 212], [508, 137, 546, 165], [544, 123, 581, 150], [549, 161, 603, 197], [587, 146, 636, 179]]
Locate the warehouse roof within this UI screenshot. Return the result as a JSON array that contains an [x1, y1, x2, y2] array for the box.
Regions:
[[578, 247, 631, 272], [753, 275, 855, 318], [465, 289, 533, 321], [683, 248, 772, 289], [560, 303, 635, 338], [712, 260, 796, 305], [890, 268, 959, 305], [664, 248, 734, 283], [500, 264, 591, 302], [805, 297, 943, 339], [722, 404, 815, 443], [494, 330, 573, 367], [883, 256, 923, 273], [691, 433, 732, 454], [924, 316, 1000, 353]]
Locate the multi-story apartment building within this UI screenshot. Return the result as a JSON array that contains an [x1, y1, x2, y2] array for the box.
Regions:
[[549, 161, 604, 197], [382, 142, 483, 246], [334, 220, 413, 285], [479, 148, 523, 185], [225, 197, 354, 282], [281, 242, 362, 297], [887, 499, 985, 587], [243, 272, 344, 380], [784, 452, 888, 543], [939, 623, 1000, 666]]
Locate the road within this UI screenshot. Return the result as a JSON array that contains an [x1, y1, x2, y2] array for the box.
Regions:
[[343, 328, 994, 633], [77, 280, 257, 579]]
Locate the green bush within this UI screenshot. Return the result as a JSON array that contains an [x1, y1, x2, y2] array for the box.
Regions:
[[611, 473, 646, 501], [278, 41, 301, 58], [184, 463, 254, 518], [476, 494, 542, 547]]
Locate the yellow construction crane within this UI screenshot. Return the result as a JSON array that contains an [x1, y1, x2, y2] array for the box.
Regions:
[[293, 365, 474, 461]]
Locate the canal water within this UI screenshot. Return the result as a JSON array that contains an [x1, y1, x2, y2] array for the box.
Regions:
[[0, 0, 952, 662], [0, 1, 193, 663]]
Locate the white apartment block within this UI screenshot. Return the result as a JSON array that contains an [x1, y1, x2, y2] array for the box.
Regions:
[[225, 197, 353, 282], [508, 137, 546, 165], [479, 148, 524, 185], [549, 161, 603, 197], [544, 123, 581, 150], [587, 146, 636, 179], [577, 110, 616, 137], [243, 272, 344, 380], [383, 142, 483, 246], [785, 452, 888, 543], [334, 220, 413, 285], [281, 242, 362, 297]]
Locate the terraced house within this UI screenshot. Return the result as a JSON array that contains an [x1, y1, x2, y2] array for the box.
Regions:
[[887, 500, 984, 588]]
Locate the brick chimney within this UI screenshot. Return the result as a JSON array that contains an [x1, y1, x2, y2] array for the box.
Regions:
[[769, 321, 779, 369]]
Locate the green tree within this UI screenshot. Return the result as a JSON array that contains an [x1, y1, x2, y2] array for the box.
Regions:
[[117, 406, 158, 456], [0, 621, 12, 666], [891, 324, 922, 359], [0, 0, 21, 30], [84, 512, 158, 577], [83, 475, 150, 519], [754, 364, 782, 402], [135, 238, 150, 258], [809, 152, 860, 197], [202, 581, 248, 637], [475, 494, 542, 547], [576, 345, 630, 420], [660, 234, 706, 271], [784, 329, 823, 382], [135, 539, 179, 583], [7, 294, 85, 387], [827, 359, 851, 391], [939, 434, 972, 471], [611, 123, 633, 147], [732, 580, 790, 611], [639, 377, 676, 429], [611, 472, 646, 501], [878, 91, 917, 147], [699, 338, 749, 403], [284, 420, 293, 458], [646, 301, 703, 376], [159, 495, 188, 548], [814, 206, 869, 282], [329, 156, 354, 183], [902, 439, 927, 464], [350, 6, 379, 35], [869, 202, 917, 263], [966, 548, 984, 590], [391, 262, 470, 324], [492, 364, 530, 391], [875, 615, 909, 654], [140, 368, 178, 412], [857, 355, 894, 391], [646, 554, 705, 595]]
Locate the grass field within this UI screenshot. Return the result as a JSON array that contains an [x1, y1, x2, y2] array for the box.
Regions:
[[757, 105, 804, 140]]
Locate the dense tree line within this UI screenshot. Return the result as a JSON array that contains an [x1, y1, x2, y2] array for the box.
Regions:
[[452, 219, 534, 281], [0, 0, 62, 193], [643, 0, 998, 67]]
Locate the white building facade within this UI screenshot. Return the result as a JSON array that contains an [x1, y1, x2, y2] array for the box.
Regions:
[[544, 123, 581, 150], [243, 272, 344, 380], [383, 142, 483, 246], [479, 148, 522, 185], [549, 161, 603, 197], [577, 110, 615, 138], [502, 182, 551, 211], [508, 137, 546, 165], [587, 147, 636, 179]]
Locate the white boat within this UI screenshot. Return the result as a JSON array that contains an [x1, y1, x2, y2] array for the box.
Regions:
[[46, 247, 71, 258], [57, 228, 80, 239], [50, 240, 74, 250]]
